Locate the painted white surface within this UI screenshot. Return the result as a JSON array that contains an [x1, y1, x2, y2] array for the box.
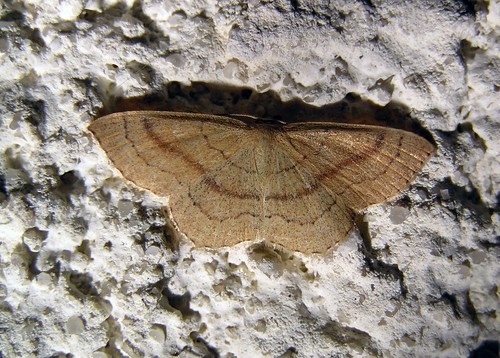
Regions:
[[0, 0, 498, 357]]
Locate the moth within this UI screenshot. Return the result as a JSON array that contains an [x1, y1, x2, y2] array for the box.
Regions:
[[89, 111, 435, 253]]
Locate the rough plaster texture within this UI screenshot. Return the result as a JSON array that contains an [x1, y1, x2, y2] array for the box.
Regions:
[[0, 0, 499, 357]]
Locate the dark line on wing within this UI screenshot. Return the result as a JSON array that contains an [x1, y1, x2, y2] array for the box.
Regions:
[[317, 132, 386, 182], [200, 177, 260, 200], [141, 116, 206, 175], [189, 135, 386, 203], [187, 183, 351, 226], [122, 117, 179, 183], [187, 191, 260, 221], [201, 129, 230, 160]]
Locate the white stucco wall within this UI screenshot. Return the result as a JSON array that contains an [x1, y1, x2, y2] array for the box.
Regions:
[[0, 0, 498, 356]]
